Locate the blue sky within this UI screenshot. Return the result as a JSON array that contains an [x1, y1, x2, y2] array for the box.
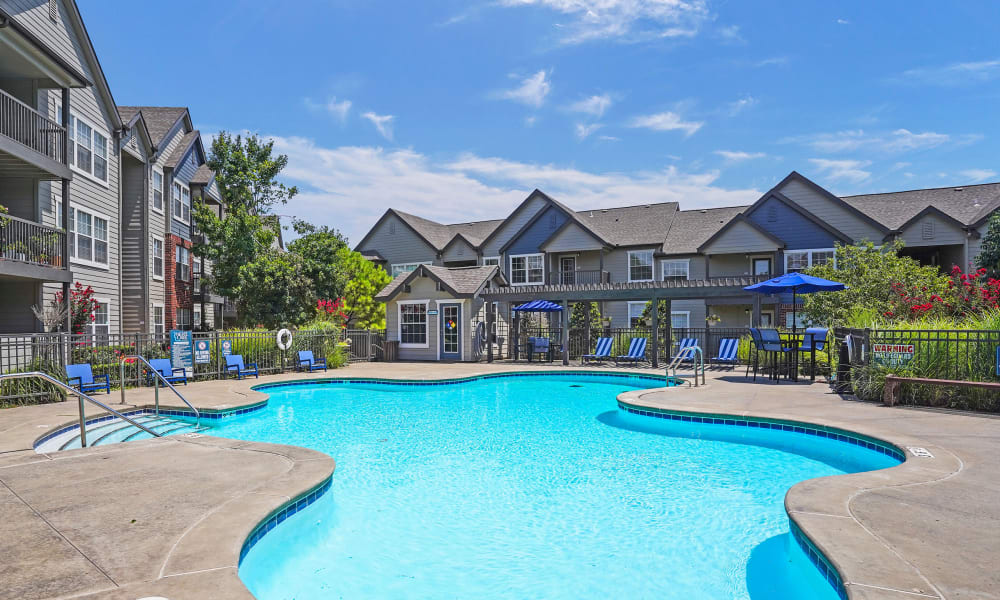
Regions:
[[82, 0, 1000, 244]]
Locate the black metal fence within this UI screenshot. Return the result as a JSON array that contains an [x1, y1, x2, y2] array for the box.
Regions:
[[0, 328, 385, 407]]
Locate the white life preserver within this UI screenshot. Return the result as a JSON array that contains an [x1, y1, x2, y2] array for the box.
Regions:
[[276, 328, 293, 350]]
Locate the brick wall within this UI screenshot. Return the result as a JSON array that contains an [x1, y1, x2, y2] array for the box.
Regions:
[[164, 235, 193, 330]]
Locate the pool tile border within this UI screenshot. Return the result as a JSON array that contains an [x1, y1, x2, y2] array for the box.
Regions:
[[252, 370, 684, 391], [790, 519, 849, 600], [238, 475, 334, 564]]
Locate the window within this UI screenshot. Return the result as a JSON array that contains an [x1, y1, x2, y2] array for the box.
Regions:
[[152, 304, 165, 335], [93, 131, 108, 181], [671, 311, 690, 330], [175, 245, 191, 281], [628, 249, 654, 282], [68, 206, 109, 267], [152, 170, 164, 213], [752, 257, 772, 276], [785, 248, 836, 272], [785, 311, 808, 329], [510, 253, 544, 285], [176, 308, 192, 331], [59, 106, 109, 183], [75, 118, 92, 173], [86, 301, 110, 338], [483, 256, 500, 266], [627, 301, 647, 327], [399, 301, 428, 347], [194, 306, 202, 329], [193, 260, 202, 291], [661, 259, 690, 280], [152, 238, 164, 280], [173, 182, 191, 224], [391, 262, 431, 278]]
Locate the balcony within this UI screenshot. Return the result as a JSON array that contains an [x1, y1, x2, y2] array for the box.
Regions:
[[0, 214, 71, 282], [193, 275, 225, 304], [547, 270, 611, 286], [0, 88, 70, 180]]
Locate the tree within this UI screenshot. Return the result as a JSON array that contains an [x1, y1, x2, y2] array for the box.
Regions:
[[207, 132, 298, 215], [193, 206, 278, 301], [801, 241, 948, 326], [287, 219, 349, 300], [232, 250, 314, 328], [336, 248, 391, 329], [975, 211, 1000, 277], [570, 302, 601, 330]]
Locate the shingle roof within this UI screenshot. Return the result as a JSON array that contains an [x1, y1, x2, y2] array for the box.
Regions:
[[190, 163, 215, 185], [445, 219, 504, 246], [376, 265, 500, 300], [841, 182, 1000, 230], [117, 106, 187, 147], [662, 205, 750, 254], [575, 202, 679, 246], [163, 130, 200, 169]]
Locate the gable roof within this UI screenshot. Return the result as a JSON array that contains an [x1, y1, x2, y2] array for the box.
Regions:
[[163, 130, 203, 170], [752, 191, 853, 243], [190, 163, 215, 185], [841, 182, 1000, 231], [697, 214, 785, 253], [0, 5, 90, 87], [375, 265, 505, 301], [774, 171, 891, 235], [662, 205, 749, 254], [576, 201, 680, 247], [117, 106, 189, 147]]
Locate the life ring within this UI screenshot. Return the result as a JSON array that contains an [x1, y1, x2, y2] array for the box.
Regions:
[[276, 328, 293, 350]]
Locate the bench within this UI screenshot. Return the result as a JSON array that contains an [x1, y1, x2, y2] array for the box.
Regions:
[[883, 375, 1000, 406]]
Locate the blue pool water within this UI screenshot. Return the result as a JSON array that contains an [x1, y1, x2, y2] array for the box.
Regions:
[[207, 374, 900, 599]]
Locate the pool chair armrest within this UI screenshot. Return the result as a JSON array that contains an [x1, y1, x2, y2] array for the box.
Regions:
[[226, 364, 240, 372], [67, 376, 82, 387], [246, 362, 259, 371], [298, 358, 312, 369], [96, 373, 111, 384]]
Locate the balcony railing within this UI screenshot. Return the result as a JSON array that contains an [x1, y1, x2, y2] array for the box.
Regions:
[[547, 270, 611, 285], [0, 214, 66, 269], [0, 88, 66, 164]]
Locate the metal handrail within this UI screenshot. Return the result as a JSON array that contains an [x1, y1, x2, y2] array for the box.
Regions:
[[668, 345, 706, 387], [119, 355, 201, 426], [0, 371, 161, 447]]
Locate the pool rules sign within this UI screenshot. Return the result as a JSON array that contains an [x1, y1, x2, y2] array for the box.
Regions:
[[873, 343, 915, 367]]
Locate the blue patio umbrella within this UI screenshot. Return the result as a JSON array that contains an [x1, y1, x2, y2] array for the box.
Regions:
[[744, 272, 846, 333]]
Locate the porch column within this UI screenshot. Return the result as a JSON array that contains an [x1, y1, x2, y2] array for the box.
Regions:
[[61, 87, 72, 333], [561, 299, 569, 365], [650, 296, 659, 368], [486, 301, 494, 363], [664, 298, 673, 364], [513, 312, 520, 360]]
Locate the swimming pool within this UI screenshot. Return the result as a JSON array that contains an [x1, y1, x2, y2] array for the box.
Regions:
[[211, 373, 900, 599]]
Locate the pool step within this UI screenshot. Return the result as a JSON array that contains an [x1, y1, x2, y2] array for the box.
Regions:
[[36, 413, 209, 453]]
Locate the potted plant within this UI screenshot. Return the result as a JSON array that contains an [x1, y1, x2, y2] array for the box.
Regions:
[[706, 314, 722, 327]]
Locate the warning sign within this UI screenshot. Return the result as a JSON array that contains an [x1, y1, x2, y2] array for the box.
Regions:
[[873, 343, 914, 367]]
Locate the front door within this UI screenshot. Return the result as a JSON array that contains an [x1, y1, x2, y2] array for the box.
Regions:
[[560, 256, 576, 285], [440, 303, 461, 360]]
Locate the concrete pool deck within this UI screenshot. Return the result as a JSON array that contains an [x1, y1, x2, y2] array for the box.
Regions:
[[0, 362, 997, 599]]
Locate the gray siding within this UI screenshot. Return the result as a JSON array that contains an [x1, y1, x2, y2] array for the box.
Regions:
[[357, 213, 438, 268], [385, 277, 475, 361], [481, 195, 547, 257], [442, 237, 475, 263], [120, 156, 146, 332], [778, 179, 884, 243], [0, 177, 36, 220], [708, 253, 760, 277], [701, 220, 780, 254], [0, 1, 89, 78], [897, 212, 966, 248], [0, 281, 40, 333], [541, 221, 603, 252], [603, 299, 706, 329]]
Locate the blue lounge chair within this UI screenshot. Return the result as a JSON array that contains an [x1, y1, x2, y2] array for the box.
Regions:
[[146, 358, 188, 385], [674, 337, 699, 362], [297, 350, 327, 372], [712, 338, 739, 369], [226, 355, 259, 380], [65, 363, 111, 395], [615, 337, 647, 366], [582, 337, 613, 364]]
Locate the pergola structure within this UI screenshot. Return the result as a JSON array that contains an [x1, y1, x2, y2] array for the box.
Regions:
[[480, 275, 772, 367]]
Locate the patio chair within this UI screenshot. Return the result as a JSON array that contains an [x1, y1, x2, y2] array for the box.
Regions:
[[297, 350, 327, 372], [711, 338, 739, 369], [759, 328, 793, 383], [615, 337, 647, 366], [582, 337, 613, 364], [797, 328, 829, 353], [65, 363, 111, 395], [674, 337, 699, 362], [146, 358, 188, 385], [527, 337, 555, 362], [225, 355, 259, 380], [745, 328, 765, 381]]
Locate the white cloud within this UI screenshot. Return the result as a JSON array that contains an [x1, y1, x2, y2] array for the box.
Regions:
[[753, 56, 788, 67], [568, 93, 614, 117], [836, 18, 850, 25], [499, 0, 710, 44], [597, 135, 620, 142], [714, 150, 766, 162], [304, 96, 352, 122], [498, 70, 552, 108], [808, 158, 872, 183], [525, 116, 538, 127], [895, 58, 1000, 86], [717, 24, 744, 43], [266, 135, 761, 245], [960, 169, 998, 183], [727, 95, 757, 116], [783, 128, 977, 154], [628, 111, 703, 136], [361, 112, 394, 140], [575, 122, 603, 140]]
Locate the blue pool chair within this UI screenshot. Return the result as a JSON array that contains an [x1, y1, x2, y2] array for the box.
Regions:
[[797, 328, 829, 353], [527, 337, 554, 362], [582, 337, 613, 364], [65, 363, 111, 395], [226, 355, 259, 380], [615, 337, 647, 366], [146, 358, 188, 385], [712, 338, 739, 369], [759, 329, 793, 383], [297, 350, 327, 372], [674, 337, 699, 362]]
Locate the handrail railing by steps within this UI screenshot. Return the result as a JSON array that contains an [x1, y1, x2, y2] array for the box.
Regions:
[[0, 371, 161, 447], [119, 355, 201, 426], [667, 345, 706, 387]]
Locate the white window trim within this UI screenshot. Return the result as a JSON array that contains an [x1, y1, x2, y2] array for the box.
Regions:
[[784, 248, 836, 272], [68, 112, 111, 188], [671, 310, 691, 329], [626, 301, 647, 326], [627, 249, 655, 283], [172, 181, 191, 225], [175, 245, 191, 282], [509, 252, 545, 286], [398, 299, 430, 348], [86, 297, 111, 337], [151, 302, 165, 335], [437, 301, 463, 361], [482, 256, 501, 266], [152, 168, 165, 214], [390, 261, 432, 278], [152, 236, 164, 281], [69, 203, 111, 270], [660, 258, 691, 281]]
